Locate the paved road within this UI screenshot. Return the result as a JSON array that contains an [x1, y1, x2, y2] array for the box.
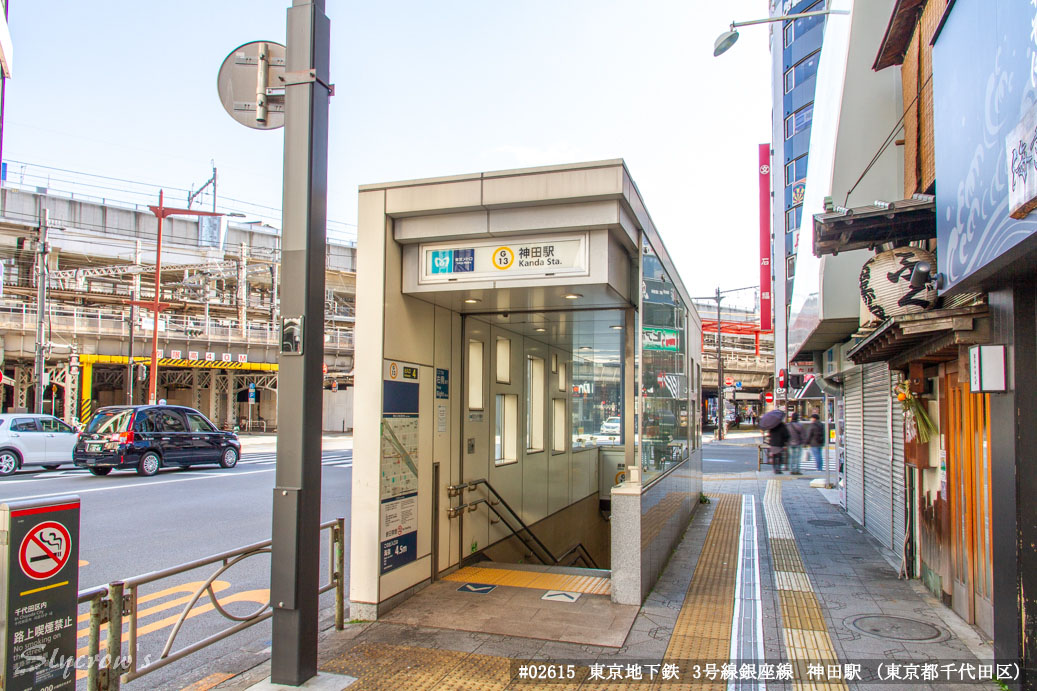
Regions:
[[702, 439, 763, 473], [0, 448, 353, 690]]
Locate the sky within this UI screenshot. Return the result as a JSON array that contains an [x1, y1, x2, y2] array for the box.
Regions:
[[4, 1, 771, 307]]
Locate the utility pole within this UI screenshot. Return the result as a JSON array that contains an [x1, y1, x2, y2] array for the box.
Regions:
[[715, 286, 724, 441], [34, 210, 49, 414], [237, 242, 248, 338]]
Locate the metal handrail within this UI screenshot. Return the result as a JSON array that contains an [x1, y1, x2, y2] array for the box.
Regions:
[[449, 478, 599, 569], [76, 517, 345, 690]]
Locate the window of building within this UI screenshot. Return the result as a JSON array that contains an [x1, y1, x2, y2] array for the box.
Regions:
[[786, 204, 803, 232], [783, 0, 825, 47], [527, 356, 545, 452], [552, 399, 566, 453], [468, 340, 484, 410], [494, 393, 517, 465], [784, 50, 820, 93], [495, 337, 511, 384], [785, 103, 813, 140], [785, 154, 808, 186], [786, 255, 796, 278]]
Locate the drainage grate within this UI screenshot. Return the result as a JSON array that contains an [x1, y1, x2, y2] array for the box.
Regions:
[[846, 614, 945, 641], [808, 519, 845, 527]]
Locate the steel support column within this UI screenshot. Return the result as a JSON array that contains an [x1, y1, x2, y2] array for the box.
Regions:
[[270, 0, 330, 684], [79, 362, 93, 425], [225, 371, 236, 429]]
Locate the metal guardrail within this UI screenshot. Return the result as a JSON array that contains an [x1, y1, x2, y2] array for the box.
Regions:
[[0, 302, 355, 350], [76, 518, 345, 690]]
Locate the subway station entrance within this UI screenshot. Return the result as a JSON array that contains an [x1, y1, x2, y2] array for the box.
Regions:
[[350, 161, 703, 643]]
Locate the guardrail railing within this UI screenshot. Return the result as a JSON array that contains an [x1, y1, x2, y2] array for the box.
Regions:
[[76, 517, 344, 690]]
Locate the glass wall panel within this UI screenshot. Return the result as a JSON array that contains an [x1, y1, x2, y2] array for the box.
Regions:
[[640, 241, 690, 483], [570, 311, 624, 448]]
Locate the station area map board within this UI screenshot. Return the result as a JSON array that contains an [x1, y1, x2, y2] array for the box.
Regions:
[[380, 360, 420, 573]]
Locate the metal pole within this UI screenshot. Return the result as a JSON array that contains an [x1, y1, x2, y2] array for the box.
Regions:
[[128, 240, 141, 404], [824, 392, 831, 488], [149, 191, 164, 405], [716, 287, 724, 441], [34, 210, 48, 413], [270, 0, 329, 685]]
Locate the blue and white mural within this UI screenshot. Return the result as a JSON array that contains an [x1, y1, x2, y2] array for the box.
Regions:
[[934, 0, 1037, 291]]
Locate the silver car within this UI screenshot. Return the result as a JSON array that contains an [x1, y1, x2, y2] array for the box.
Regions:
[[0, 414, 80, 476]]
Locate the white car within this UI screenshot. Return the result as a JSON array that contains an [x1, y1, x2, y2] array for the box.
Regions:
[[600, 417, 621, 435], [0, 414, 80, 476]]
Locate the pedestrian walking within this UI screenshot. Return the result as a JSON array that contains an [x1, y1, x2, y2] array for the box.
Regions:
[[787, 412, 803, 475], [759, 409, 788, 474], [806, 413, 825, 471]]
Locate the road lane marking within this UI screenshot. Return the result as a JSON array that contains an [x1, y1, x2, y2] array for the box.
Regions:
[[1, 469, 276, 503]]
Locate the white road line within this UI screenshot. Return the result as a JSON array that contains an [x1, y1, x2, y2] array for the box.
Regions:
[[0, 458, 352, 500], [703, 458, 740, 463]]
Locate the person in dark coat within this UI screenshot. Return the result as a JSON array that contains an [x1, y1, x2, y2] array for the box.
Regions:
[[767, 421, 789, 474], [806, 413, 825, 470], [787, 412, 804, 475]]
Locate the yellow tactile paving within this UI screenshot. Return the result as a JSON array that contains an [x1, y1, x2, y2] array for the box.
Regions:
[[763, 480, 848, 690], [661, 493, 742, 690], [770, 537, 807, 573], [779, 590, 829, 632], [441, 566, 611, 596], [774, 571, 814, 592]]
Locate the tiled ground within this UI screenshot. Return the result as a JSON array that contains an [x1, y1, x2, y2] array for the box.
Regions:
[[206, 468, 996, 691]]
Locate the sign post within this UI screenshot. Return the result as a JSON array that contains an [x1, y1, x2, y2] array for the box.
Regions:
[[1, 496, 80, 691]]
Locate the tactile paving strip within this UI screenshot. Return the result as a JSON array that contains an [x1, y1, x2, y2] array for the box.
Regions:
[[442, 566, 611, 595], [762, 480, 847, 690], [661, 493, 742, 689]]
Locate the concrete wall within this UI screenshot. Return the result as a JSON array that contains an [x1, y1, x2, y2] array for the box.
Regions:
[[322, 388, 353, 432]]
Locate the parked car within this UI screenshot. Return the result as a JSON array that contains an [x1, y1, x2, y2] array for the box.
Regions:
[[599, 416, 621, 435], [74, 405, 240, 477], [0, 413, 80, 476]]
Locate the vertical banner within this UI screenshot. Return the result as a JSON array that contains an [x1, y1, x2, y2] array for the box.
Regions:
[[380, 360, 420, 574], [758, 143, 773, 332], [1, 497, 81, 691]]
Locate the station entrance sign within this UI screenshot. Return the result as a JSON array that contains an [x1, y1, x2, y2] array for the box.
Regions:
[[1, 497, 80, 691], [419, 232, 589, 284]]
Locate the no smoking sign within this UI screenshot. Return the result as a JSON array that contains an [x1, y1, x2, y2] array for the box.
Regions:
[[19, 521, 72, 580]]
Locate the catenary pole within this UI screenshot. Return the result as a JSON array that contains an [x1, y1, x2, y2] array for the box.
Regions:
[[270, 0, 330, 684], [34, 209, 48, 413]]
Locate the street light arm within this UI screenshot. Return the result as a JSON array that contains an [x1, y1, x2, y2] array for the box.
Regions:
[[730, 9, 847, 30]]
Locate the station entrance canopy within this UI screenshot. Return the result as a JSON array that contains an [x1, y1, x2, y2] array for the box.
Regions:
[[350, 160, 704, 622]]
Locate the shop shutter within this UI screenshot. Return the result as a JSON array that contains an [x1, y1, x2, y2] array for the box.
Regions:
[[843, 368, 865, 524], [862, 362, 894, 551], [890, 370, 907, 559]]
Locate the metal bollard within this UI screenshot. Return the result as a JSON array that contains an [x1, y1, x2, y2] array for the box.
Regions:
[[87, 591, 106, 691], [335, 517, 345, 630]]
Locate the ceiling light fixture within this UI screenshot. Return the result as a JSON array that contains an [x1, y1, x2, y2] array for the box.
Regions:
[[535, 327, 546, 332], [564, 293, 582, 300], [610, 325, 623, 330], [464, 298, 481, 304]]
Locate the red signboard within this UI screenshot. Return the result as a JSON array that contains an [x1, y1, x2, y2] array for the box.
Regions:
[[759, 143, 773, 332], [764, 392, 774, 403], [778, 369, 786, 388]]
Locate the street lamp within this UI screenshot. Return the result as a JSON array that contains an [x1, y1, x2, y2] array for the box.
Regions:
[[713, 9, 848, 56]]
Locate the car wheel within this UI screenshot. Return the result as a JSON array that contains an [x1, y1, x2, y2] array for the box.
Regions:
[[0, 450, 19, 477], [219, 447, 239, 469], [88, 467, 112, 476], [42, 464, 61, 471], [137, 452, 161, 477]]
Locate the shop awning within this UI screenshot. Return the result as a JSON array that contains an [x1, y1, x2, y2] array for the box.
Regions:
[[812, 195, 936, 257], [845, 304, 988, 369]]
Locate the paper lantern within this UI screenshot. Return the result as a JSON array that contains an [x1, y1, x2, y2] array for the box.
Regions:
[[859, 247, 937, 320]]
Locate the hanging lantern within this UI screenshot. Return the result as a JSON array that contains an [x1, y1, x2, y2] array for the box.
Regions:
[[858, 247, 937, 320]]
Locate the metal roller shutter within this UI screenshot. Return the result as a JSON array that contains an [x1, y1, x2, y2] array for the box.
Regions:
[[890, 370, 907, 557], [843, 368, 864, 524], [863, 362, 894, 550]]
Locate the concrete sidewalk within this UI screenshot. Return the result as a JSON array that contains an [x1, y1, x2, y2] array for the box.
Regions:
[[181, 470, 995, 691]]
